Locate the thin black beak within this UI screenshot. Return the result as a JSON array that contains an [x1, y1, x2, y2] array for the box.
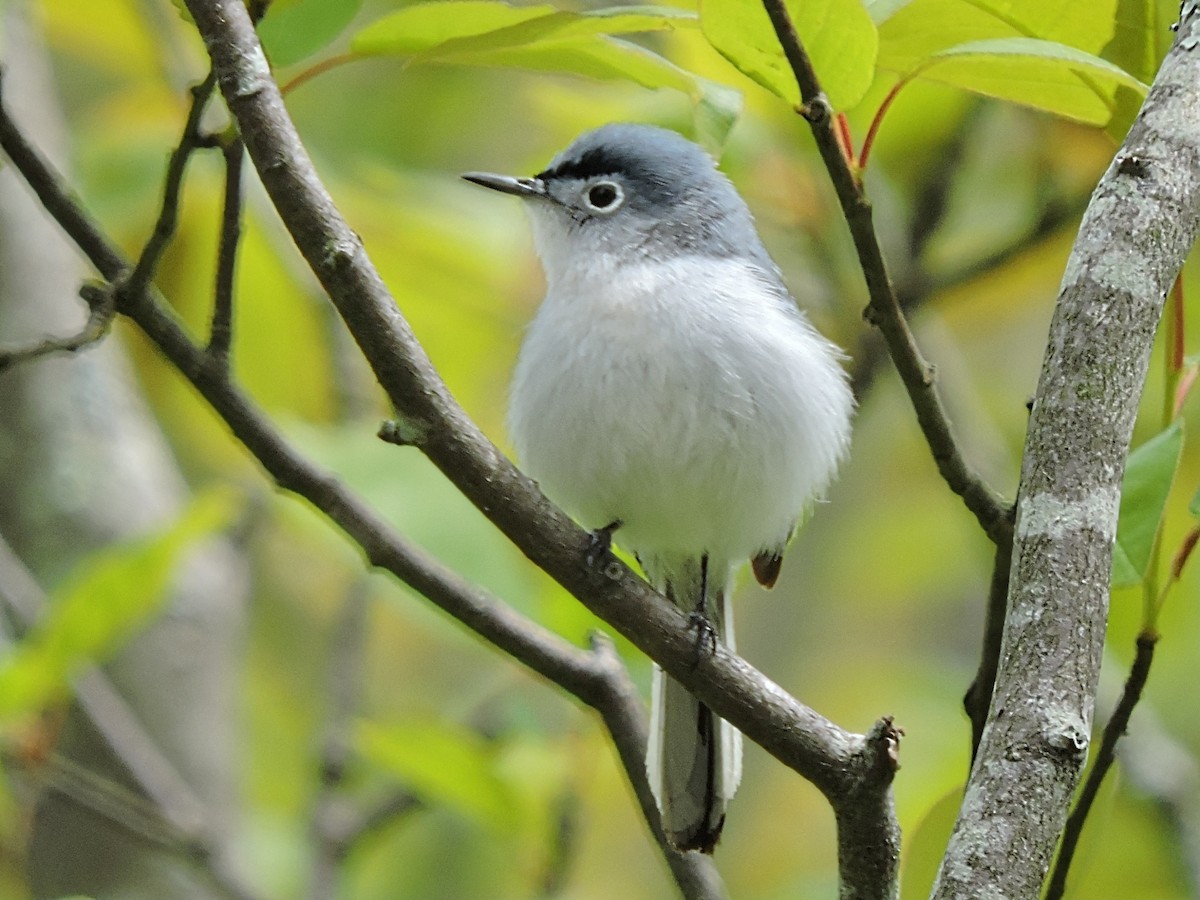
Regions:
[[461, 172, 547, 198]]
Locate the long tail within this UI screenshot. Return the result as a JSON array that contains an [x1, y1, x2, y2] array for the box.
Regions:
[[645, 556, 742, 853]]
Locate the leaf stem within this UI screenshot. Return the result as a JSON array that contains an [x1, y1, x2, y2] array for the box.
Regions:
[[858, 78, 908, 172], [280, 53, 358, 97]]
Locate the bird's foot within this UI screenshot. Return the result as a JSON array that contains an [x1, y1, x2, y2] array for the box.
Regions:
[[687, 611, 719, 659], [585, 520, 622, 569]]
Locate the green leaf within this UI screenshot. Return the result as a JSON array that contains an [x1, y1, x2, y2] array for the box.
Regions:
[[901, 788, 961, 899], [911, 37, 1149, 125], [169, 0, 194, 25], [447, 40, 741, 150], [875, 0, 1121, 73], [351, 1, 557, 55], [356, 719, 516, 832], [259, 0, 363, 68], [443, 36, 697, 92], [863, 0, 914, 23], [350, 3, 696, 59], [1103, 0, 1166, 84], [0, 489, 240, 721], [349, 3, 725, 136], [1112, 421, 1184, 588], [699, 0, 878, 109], [1189, 483, 1200, 519]]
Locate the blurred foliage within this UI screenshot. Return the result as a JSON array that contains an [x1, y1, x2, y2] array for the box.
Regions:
[[2, 0, 1200, 898], [0, 488, 240, 723]]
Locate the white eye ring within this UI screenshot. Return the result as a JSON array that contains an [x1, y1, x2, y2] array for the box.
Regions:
[[583, 180, 624, 212]]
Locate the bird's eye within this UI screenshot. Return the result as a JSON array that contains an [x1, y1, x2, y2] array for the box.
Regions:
[[584, 181, 623, 212]]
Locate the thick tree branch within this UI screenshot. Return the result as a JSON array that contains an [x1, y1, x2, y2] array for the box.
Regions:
[[932, 8, 1200, 897]]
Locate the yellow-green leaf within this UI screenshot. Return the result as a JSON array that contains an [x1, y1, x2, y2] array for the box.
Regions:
[[444, 36, 693, 91], [351, 1, 558, 55], [1113, 422, 1184, 588], [875, 0, 1121, 73], [700, 0, 878, 109], [259, 0, 363, 68], [913, 37, 1148, 125], [348, 2, 726, 141], [351, 2, 696, 59]]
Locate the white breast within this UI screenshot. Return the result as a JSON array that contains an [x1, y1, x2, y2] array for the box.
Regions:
[[507, 254, 853, 568]]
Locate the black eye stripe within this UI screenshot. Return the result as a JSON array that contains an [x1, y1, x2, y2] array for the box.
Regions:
[[537, 146, 622, 182]]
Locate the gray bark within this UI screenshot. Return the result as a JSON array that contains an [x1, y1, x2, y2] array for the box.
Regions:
[[932, 8, 1200, 897], [0, 7, 247, 897]]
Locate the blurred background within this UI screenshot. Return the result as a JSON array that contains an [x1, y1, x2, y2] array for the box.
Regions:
[[1, 0, 1198, 897]]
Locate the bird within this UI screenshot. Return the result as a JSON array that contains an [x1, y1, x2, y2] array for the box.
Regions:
[[464, 123, 854, 853]]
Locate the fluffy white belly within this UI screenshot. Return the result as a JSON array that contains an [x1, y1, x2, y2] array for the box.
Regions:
[[508, 256, 852, 566]]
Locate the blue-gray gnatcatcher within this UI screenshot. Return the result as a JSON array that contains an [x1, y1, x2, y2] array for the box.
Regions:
[[465, 123, 853, 853]]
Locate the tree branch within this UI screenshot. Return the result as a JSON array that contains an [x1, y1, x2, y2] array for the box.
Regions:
[[0, 78, 731, 896], [932, 7, 1200, 896], [125, 69, 218, 299], [171, 5, 901, 896], [0, 8, 903, 896], [962, 532, 1014, 759], [207, 135, 243, 363], [761, 0, 1012, 548], [0, 278, 115, 371]]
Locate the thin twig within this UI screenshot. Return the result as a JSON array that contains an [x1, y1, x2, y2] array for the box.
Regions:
[[208, 134, 243, 363], [962, 531, 1014, 759], [124, 70, 218, 299], [0, 280, 115, 371], [1049, 520, 1200, 894], [9, 749, 184, 849], [761, 0, 1012, 547], [537, 790, 579, 898], [1045, 631, 1158, 900]]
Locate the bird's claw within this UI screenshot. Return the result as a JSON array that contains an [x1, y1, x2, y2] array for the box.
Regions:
[[688, 611, 719, 659], [585, 520, 622, 569]]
